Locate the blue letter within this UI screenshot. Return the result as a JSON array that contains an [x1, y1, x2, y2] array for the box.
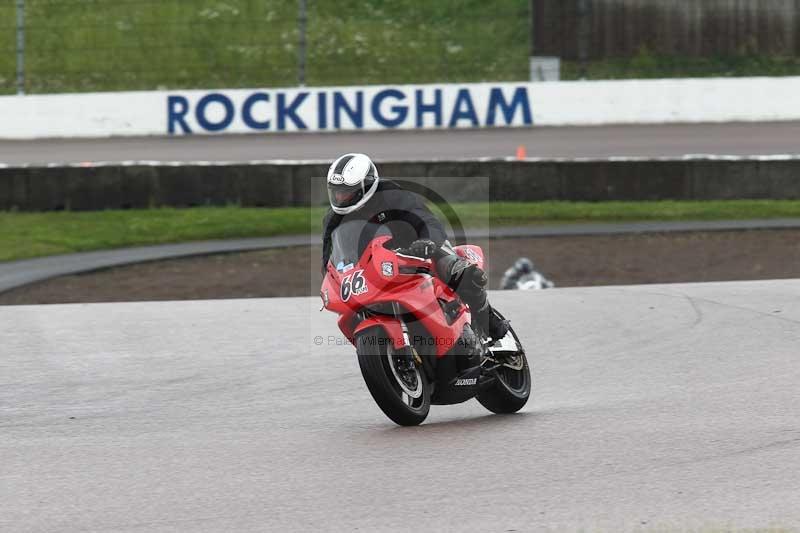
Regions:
[[448, 89, 479, 127], [486, 87, 532, 126], [277, 92, 309, 130], [317, 92, 328, 130], [167, 95, 191, 134], [371, 89, 408, 128], [195, 93, 234, 132], [242, 92, 270, 130], [333, 91, 364, 129], [415, 89, 442, 128]]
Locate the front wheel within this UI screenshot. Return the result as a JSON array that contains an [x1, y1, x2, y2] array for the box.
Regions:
[[477, 321, 531, 414], [357, 327, 431, 426]]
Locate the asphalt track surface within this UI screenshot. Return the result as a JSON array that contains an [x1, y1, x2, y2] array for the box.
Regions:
[[3, 122, 800, 165], [3, 280, 800, 531]]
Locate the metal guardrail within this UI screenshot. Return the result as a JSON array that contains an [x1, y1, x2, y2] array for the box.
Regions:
[[15, 0, 24, 94]]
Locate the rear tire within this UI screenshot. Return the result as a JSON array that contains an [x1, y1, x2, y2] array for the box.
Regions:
[[357, 328, 430, 426], [477, 322, 531, 414]]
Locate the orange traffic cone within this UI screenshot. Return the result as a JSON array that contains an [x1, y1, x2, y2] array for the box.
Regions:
[[515, 145, 527, 160]]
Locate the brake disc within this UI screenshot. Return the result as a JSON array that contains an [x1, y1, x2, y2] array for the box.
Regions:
[[386, 348, 423, 399]]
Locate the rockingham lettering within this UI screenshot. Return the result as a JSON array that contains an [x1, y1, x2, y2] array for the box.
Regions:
[[166, 84, 534, 135]]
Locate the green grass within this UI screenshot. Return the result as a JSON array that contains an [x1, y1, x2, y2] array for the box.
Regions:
[[0, 207, 326, 262], [0, 0, 528, 94], [3, 201, 800, 262], [454, 201, 800, 226], [4, 2, 800, 94], [561, 51, 800, 81], [2, 1, 799, 94]]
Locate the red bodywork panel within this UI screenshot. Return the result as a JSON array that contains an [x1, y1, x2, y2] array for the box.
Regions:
[[454, 244, 485, 271], [321, 236, 482, 357]]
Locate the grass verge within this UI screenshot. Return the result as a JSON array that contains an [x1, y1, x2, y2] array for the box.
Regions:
[[3, 200, 800, 262], [0, 0, 527, 94], [561, 53, 800, 81], [3, 1, 796, 95]]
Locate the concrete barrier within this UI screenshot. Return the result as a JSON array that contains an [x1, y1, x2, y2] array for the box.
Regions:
[[1, 156, 799, 211], [4, 78, 800, 139]]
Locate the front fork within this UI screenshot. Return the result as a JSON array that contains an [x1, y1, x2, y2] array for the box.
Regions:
[[392, 302, 412, 349], [352, 306, 430, 379], [389, 302, 434, 382]]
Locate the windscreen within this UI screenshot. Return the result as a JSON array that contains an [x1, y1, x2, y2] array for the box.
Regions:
[[330, 219, 392, 272]]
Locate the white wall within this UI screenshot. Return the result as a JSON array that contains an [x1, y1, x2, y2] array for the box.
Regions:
[[2, 77, 800, 140], [531, 77, 800, 125]]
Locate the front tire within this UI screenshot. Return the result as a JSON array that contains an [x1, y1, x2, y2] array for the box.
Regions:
[[357, 327, 431, 426], [477, 322, 531, 414]]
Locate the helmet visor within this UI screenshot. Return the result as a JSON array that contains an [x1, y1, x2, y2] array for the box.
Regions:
[[328, 182, 365, 209]]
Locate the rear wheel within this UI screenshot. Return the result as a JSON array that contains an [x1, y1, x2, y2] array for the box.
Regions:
[[357, 327, 430, 426], [477, 320, 531, 414]]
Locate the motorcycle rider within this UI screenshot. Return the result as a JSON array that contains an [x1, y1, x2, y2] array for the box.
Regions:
[[500, 257, 555, 290], [321, 153, 509, 341]]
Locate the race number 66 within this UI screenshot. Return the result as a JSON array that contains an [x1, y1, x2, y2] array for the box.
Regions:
[[341, 270, 367, 302]]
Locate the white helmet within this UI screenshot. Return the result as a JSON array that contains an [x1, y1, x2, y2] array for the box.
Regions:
[[326, 153, 380, 215]]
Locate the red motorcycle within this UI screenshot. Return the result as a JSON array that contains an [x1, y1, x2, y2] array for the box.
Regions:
[[320, 219, 531, 426]]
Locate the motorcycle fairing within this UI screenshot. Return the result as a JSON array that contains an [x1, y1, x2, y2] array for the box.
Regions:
[[352, 314, 405, 348], [454, 244, 485, 271], [322, 235, 473, 357]]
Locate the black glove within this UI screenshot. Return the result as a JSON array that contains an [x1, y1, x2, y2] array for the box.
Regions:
[[408, 239, 437, 259]]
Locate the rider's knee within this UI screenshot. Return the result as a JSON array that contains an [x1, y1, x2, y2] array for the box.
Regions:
[[459, 265, 487, 303], [469, 265, 488, 289], [435, 254, 459, 284]]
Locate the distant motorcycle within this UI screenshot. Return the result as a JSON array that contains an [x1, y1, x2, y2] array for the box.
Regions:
[[500, 258, 555, 291], [320, 219, 531, 426]]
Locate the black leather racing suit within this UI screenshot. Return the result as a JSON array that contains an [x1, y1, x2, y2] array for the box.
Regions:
[[321, 179, 502, 337]]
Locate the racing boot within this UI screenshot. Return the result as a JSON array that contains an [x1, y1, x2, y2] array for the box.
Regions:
[[438, 252, 510, 341], [465, 267, 510, 341], [473, 295, 510, 342]]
